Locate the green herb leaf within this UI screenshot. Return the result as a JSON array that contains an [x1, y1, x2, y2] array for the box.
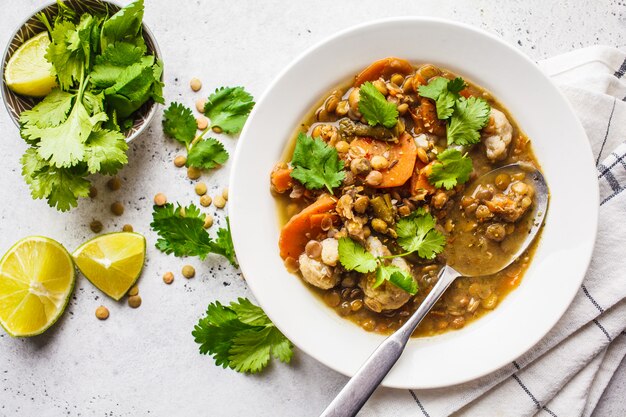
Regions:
[[338, 237, 377, 273], [100, 0, 145, 51], [204, 86, 255, 134], [358, 81, 398, 128], [428, 148, 473, 190], [192, 298, 293, 374], [162, 102, 197, 147], [187, 138, 229, 170], [19, 89, 75, 131], [447, 97, 491, 146], [90, 42, 148, 88], [375, 265, 418, 295], [150, 203, 238, 267], [395, 209, 446, 259], [290, 133, 345, 193], [83, 129, 128, 175], [418, 77, 465, 120]]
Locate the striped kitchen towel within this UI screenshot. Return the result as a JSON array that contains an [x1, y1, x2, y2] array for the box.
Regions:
[[359, 46, 626, 417]]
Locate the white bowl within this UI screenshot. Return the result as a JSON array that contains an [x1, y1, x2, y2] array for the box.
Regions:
[[230, 18, 598, 389]]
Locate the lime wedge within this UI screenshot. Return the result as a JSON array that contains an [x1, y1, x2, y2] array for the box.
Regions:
[[0, 236, 75, 337], [5, 32, 57, 97], [73, 233, 146, 301]]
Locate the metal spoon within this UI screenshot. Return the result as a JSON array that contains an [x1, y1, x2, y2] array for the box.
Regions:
[[319, 163, 548, 417]]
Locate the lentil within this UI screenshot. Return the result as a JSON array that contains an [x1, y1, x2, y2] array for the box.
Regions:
[[187, 166, 202, 180], [154, 193, 167, 206], [199, 195, 212, 207], [128, 295, 142, 308], [214, 195, 226, 209], [162, 271, 174, 284], [190, 77, 202, 91], [195, 182, 207, 196], [203, 214, 214, 229], [174, 155, 187, 167], [90, 220, 103, 233], [110, 201, 124, 216], [106, 176, 121, 191], [95, 306, 109, 320]]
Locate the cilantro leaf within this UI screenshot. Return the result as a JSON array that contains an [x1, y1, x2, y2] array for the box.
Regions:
[[19, 89, 74, 130], [100, 0, 145, 51], [418, 77, 465, 120], [90, 42, 148, 88], [447, 97, 491, 146], [150, 203, 238, 267], [192, 298, 293, 374], [204, 86, 255, 134], [395, 209, 446, 259], [338, 237, 378, 273], [375, 265, 418, 295], [103, 56, 158, 119], [290, 133, 345, 193], [358, 81, 398, 128], [162, 102, 197, 147], [83, 129, 128, 174], [428, 148, 473, 190], [187, 138, 229, 170]]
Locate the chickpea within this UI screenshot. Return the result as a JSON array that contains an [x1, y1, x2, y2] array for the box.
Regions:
[[196, 116, 208, 130], [371, 218, 388, 233], [182, 265, 196, 278], [432, 191, 448, 209], [350, 158, 371, 175], [348, 88, 360, 113], [335, 140, 350, 154], [512, 181, 528, 195], [370, 155, 389, 170], [365, 170, 383, 186], [162, 271, 174, 284], [203, 214, 214, 229], [199, 195, 212, 207], [110, 202, 124, 216], [325, 95, 339, 113], [195, 98, 206, 113], [154, 193, 167, 206], [174, 155, 187, 167], [335, 100, 349, 116], [190, 77, 202, 91], [372, 80, 388, 96], [195, 182, 207, 196], [521, 196, 532, 209], [95, 306, 109, 320], [187, 166, 202, 180], [495, 173, 510, 190]]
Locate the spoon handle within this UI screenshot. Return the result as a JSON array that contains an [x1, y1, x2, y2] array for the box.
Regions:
[[319, 265, 460, 417]]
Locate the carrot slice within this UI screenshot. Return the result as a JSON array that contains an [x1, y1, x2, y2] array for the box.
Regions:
[[410, 161, 436, 196], [354, 57, 413, 87], [279, 194, 337, 259], [349, 132, 418, 188], [271, 165, 294, 194]]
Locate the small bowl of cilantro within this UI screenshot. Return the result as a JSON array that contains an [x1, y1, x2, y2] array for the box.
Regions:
[[1, 0, 163, 211]]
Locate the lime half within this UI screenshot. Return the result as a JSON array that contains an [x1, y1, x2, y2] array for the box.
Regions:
[[5, 32, 57, 97], [0, 236, 75, 337], [73, 232, 146, 301]]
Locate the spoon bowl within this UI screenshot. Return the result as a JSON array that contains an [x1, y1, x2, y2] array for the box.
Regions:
[[319, 163, 549, 417]]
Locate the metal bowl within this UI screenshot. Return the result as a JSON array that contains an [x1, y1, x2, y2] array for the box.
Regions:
[[1, 0, 162, 142]]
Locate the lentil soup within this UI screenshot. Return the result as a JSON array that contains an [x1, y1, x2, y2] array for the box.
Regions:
[[270, 58, 545, 337]]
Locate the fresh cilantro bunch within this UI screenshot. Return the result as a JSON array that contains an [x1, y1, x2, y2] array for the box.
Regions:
[[19, 0, 164, 211], [358, 82, 398, 128], [290, 133, 345, 193], [337, 209, 446, 295], [418, 77, 490, 146], [428, 148, 473, 190], [150, 203, 237, 267], [203, 87, 255, 134], [162, 102, 229, 170], [192, 298, 293, 374]]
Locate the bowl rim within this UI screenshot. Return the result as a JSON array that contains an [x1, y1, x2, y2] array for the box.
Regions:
[[0, 0, 162, 142], [230, 16, 598, 389]]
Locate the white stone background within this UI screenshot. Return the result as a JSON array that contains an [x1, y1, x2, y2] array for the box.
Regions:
[[0, 0, 624, 416]]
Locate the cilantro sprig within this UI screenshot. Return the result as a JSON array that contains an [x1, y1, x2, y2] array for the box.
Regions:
[[290, 133, 345, 193], [192, 298, 293, 374], [162, 102, 229, 171], [203, 86, 255, 134], [428, 148, 473, 190], [358, 81, 399, 128], [418, 77, 491, 146], [150, 203, 237, 267], [337, 209, 446, 294], [337, 237, 417, 295]]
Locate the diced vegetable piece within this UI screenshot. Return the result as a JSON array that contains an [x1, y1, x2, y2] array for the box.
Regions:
[[279, 195, 337, 259], [410, 161, 436, 196], [349, 132, 417, 188], [354, 57, 413, 87], [271, 165, 294, 193]]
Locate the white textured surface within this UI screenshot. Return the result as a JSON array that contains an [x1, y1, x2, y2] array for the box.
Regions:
[[0, 1, 624, 416]]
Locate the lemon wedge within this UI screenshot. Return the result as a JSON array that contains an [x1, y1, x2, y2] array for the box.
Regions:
[[5, 32, 57, 97]]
